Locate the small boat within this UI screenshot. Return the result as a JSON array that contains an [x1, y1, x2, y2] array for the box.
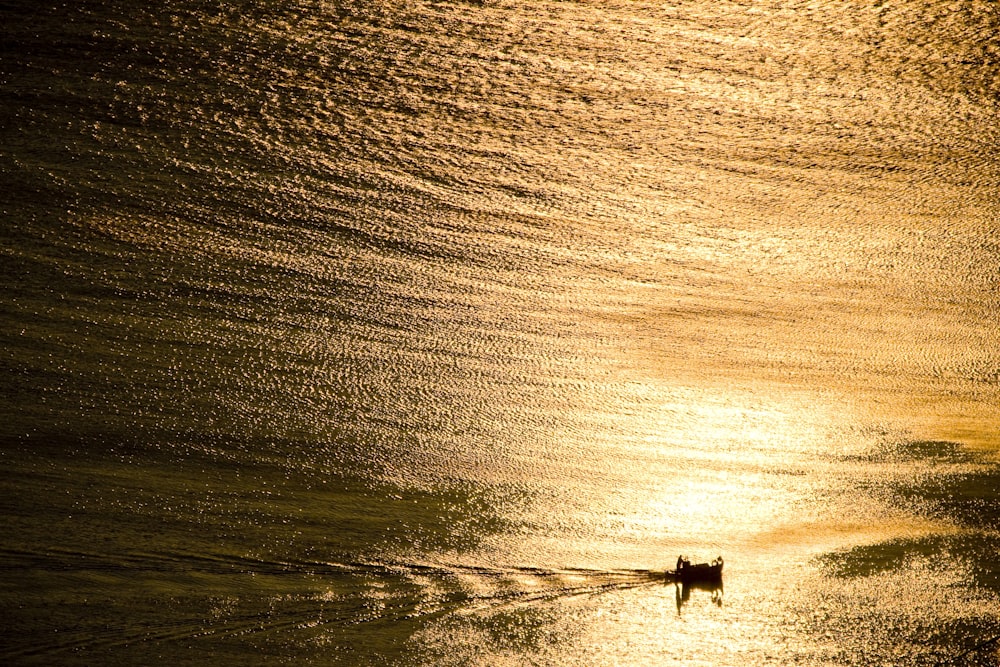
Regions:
[[675, 555, 723, 583]]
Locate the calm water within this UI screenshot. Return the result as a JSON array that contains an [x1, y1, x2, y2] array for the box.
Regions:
[[2, 1, 999, 664]]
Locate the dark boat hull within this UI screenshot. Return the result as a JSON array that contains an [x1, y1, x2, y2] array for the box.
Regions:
[[675, 556, 723, 583], [678, 563, 722, 583]]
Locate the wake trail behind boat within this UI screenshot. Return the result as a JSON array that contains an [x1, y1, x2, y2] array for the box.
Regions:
[[1, 550, 672, 660]]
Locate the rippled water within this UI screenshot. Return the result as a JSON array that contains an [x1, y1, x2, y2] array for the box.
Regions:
[[2, 1, 999, 665]]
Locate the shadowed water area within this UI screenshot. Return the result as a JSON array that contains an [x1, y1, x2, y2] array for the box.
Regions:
[[2, 0, 999, 665]]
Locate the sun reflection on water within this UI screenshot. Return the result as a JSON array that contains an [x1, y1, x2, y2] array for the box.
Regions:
[[414, 352, 1000, 665]]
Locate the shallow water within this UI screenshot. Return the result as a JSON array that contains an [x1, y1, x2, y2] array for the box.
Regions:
[[2, 0, 999, 665]]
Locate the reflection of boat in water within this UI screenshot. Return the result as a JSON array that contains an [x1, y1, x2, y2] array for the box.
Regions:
[[675, 555, 723, 584], [676, 578, 723, 613]]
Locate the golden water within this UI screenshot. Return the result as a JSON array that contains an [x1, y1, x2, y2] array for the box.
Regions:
[[2, 0, 998, 664]]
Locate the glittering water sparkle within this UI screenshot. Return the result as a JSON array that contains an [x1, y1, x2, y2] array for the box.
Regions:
[[2, 1, 999, 665]]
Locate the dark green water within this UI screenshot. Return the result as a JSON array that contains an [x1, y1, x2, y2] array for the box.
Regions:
[[3, 1, 999, 664]]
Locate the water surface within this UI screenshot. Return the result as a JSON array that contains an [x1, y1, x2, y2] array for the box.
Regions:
[[2, 0, 999, 664]]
